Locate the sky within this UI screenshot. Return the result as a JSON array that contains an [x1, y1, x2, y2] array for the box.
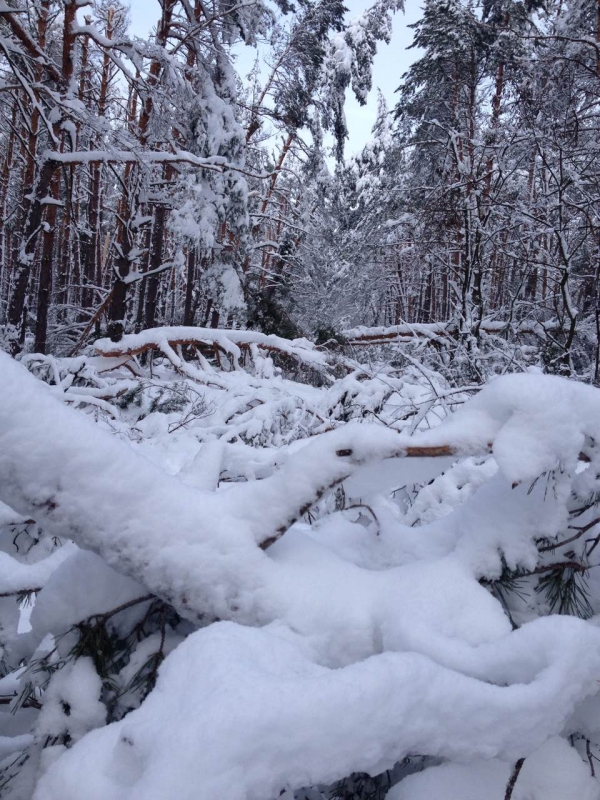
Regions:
[[125, 0, 423, 157]]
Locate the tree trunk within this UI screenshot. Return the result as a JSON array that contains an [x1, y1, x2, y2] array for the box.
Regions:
[[34, 174, 60, 353]]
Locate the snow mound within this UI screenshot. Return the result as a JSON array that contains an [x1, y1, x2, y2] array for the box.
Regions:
[[33, 618, 600, 800], [388, 737, 599, 800]]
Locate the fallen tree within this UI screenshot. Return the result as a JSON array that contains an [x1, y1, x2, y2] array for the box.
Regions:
[[342, 319, 562, 345], [92, 326, 331, 383]]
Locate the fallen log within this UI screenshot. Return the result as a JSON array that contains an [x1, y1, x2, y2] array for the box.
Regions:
[[342, 319, 560, 346], [93, 326, 329, 371]]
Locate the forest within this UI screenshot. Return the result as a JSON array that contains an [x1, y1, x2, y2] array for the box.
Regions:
[[1, 0, 600, 798]]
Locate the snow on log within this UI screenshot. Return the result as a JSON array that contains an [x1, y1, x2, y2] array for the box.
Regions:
[[93, 326, 330, 369], [344, 321, 456, 344], [40, 149, 235, 172], [343, 319, 560, 345]]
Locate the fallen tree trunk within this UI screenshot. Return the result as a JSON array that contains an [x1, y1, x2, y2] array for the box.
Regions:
[[93, 326, 330, 371], [342, 319, 561, 346]]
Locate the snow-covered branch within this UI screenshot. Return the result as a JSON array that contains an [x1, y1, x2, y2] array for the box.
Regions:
[[343, 319, 562, 346], [1, 353, 598, 625], [93, 326, 330, 370]]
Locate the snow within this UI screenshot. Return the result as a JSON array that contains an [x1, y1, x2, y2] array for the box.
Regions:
[[439, 372, 600, 484], [32, 620, 600, 800], [30, 549, 148, 645], [93, 325, 329, 368], [0, 352, 475, 629], [4, 352, 600, 797], [0, 544, 78, 596], [0, 668, 27, 696], [1, 355, 599, 638], [0, 500, 28, 528], [0, 735, 33, 761], [344, 321, 454, 342], [343, 319, 561, 343], [39, 148, 234, 174], [388, 737, 599, 800], [35, 658, 106, 745]]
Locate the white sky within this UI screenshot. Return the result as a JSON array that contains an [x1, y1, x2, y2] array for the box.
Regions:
[[125, 0, 423, 157]]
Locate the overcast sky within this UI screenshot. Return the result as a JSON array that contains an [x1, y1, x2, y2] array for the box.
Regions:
[[125, 0, 422, 156]]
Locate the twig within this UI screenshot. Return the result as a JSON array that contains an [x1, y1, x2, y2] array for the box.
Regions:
[[69, 284, 116, 356], [527, 561, 587, 576], [88, 594, 154, 623], [538, 517, 600, 551], [0, 695, 42, 710], [0, 587, 41, 598], [345, 503, 380, 527], [504, 758, 525, 800], [587, 738, 595, 778]]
